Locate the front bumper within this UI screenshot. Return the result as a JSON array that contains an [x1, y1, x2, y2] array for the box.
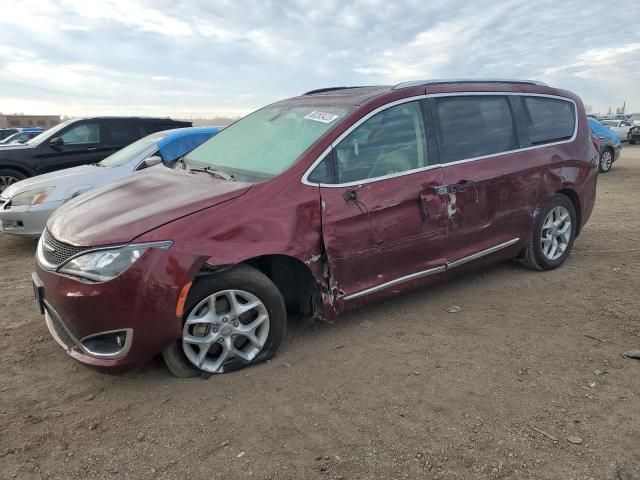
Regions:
[[34, 245, 204, 369], [613, 146, 622, 162], [0, 200, 63, 237]]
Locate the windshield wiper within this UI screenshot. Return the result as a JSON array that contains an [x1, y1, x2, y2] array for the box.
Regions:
[[189, 166, 234, 181]]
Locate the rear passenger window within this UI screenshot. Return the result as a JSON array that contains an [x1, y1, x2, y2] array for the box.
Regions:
[[108, 124, 144, 145], [524, 97, 575, 145], [434, 96, 516, 163]]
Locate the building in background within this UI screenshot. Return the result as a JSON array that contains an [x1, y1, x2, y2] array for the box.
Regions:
[[0, 114, 60, 129]]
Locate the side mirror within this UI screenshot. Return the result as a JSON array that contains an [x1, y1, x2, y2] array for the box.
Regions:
[[49, 137, 64, 148], [144, 155, 162, 167]]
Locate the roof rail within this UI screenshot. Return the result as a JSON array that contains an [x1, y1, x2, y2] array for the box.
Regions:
[[303, 86, 372, 95], [393, 79, 548, 90]]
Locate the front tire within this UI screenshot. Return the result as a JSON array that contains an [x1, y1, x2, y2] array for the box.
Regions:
[[522, 194, 577, 271], [162, 264, 287, 377], [599, 148, 613, 173]]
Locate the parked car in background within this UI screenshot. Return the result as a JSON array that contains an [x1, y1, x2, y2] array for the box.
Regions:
[[0, 117, 191, 192], [601, 119, 633, 141], [0, 127, 219, 237], [627, 113, 640, 126], [0, 128, 20, 141], [588, 117, 622, 172], [628, 125, 640, 144], [0, 128, 44, 146], [33, 80, 598, 377]]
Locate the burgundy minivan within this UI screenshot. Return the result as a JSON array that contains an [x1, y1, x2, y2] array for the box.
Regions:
[[33, 80, 598, 376]]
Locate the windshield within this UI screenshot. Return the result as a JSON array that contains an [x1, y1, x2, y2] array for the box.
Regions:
[[99, 135, 163, 167], [183, 103, 352, 179], [26, 120, 73, 146]]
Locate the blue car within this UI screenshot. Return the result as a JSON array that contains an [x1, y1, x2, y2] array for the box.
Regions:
[[0, 126, 221, 237], [588, 117, 622, 173]]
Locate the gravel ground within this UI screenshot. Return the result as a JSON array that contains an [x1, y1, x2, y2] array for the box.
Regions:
[[1, 147, 639, 480]]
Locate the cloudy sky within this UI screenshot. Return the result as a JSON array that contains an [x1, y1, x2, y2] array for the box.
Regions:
[[1, 0, 639, 118]]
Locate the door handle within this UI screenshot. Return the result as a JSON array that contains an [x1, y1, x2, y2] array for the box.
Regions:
[[87, 147, 97, 151], [449, 180, 479, 203], [451, 179, 473, 191], [419, 191, 430, 222]]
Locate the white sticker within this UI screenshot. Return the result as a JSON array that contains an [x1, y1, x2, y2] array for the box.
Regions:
[[304, 111, 340, 124]]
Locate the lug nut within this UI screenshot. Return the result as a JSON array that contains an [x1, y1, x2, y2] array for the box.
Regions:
[[218, 338, 224, 343], [212, 327, 219, 333], [221, 317, 229, 323], [232, 334, 237, 339], [233, 321, 239, 327]]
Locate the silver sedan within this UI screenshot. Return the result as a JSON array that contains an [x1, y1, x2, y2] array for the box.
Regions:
[[0, 127, 219, 237]]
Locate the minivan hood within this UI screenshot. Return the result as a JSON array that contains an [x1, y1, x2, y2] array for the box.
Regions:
[[47, 166, 252, 246]]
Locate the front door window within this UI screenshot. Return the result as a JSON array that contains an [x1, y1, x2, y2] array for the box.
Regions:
[[60, 123, 100, 145]]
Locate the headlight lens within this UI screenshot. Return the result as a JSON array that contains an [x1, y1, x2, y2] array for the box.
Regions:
[[11, 187, 54, 207], [58, 241, 172, 282]]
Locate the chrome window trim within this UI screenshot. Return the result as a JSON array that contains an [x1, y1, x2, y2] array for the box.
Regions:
[[301, 92, 578, 188], [343, 238, 520, 301], [301, 95, 428, 187]]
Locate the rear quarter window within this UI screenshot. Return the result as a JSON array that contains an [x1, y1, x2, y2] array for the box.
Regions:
[[523, 97, 575, 145]]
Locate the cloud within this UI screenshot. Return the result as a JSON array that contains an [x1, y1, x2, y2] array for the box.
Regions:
[[0, 0, 638, 116]]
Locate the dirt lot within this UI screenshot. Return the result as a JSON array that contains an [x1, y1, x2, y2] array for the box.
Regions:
[[1, 148, 639, 480]]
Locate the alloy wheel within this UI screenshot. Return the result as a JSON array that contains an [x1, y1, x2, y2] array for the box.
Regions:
[[181, 289, 270, 373], [540, 206, 572, 261], [600, 150, 612, 171]]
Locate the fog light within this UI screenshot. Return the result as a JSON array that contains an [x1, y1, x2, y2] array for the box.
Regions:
[[80, 329, 132, 359]]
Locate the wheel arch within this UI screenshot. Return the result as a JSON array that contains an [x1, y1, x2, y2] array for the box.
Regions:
[[0, 163, 34, 178], [557, 188, 582, 236], [196, 253, 326, 320]]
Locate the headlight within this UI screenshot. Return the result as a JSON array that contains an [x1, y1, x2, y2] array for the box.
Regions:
[[11, 187, 54, 207], [58, 241, 172, 282]]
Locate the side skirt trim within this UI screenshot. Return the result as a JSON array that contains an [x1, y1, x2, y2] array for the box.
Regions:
[[343, 238, 520, 301]]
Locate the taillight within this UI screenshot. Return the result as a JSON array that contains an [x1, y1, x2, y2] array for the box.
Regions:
[[591, 134, 601, 152]]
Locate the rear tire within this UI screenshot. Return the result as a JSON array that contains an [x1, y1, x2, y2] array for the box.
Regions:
[[598, 148, 613, 173], [162, 264, 287, 377], [0, 169, 26, 193], [522, 194, 577, 271]]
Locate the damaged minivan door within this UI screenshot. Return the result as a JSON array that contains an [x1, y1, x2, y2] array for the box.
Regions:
[[306, 99, 449, 305]]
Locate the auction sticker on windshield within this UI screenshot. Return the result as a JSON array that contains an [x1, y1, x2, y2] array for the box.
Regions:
[[304, 111, 340, 123]]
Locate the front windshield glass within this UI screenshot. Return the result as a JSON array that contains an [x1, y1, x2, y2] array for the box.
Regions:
[[99, 135, 163, 167], [184, 103, 352, 178], [26, 120, 73, 146]]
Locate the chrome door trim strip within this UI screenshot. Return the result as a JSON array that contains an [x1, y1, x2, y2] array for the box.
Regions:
[[301, 92, 578, 189], [445, 238, 520, 269], [342, 265, 447, 301], [343, 237, 520, 301]]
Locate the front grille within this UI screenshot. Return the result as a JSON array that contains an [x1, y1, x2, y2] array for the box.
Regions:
[[41, 230, 90, 267]]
